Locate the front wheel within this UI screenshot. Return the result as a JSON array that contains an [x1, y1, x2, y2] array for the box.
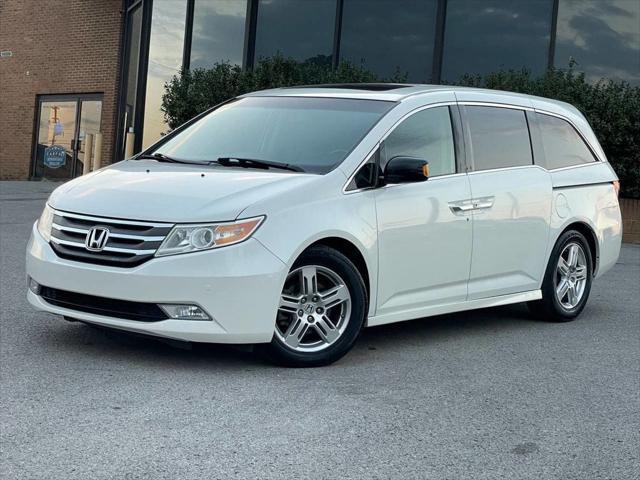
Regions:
[[528, 230, 593, 322], [261, 245, 367, 367]]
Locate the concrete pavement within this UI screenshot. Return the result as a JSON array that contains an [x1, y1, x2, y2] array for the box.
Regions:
[[1, 181, 638, 479]]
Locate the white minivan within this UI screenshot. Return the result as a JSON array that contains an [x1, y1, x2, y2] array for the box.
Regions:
[[27, 85, 622, 366]]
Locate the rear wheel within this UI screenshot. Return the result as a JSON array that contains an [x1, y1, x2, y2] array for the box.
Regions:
[[528, 230, 593, 322], [261, 245, 367, 367]]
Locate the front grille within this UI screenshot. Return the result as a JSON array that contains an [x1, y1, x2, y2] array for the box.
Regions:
[[49, 210, 173, 267], [40, 286, 168, 322]]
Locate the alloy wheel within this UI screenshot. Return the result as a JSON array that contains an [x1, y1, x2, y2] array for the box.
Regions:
[[554, 242, 588, 310], [275, 265, 352, 352]]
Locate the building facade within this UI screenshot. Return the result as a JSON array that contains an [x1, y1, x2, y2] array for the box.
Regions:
[[0, 0, 123, 180], [1, 0, 638, 180]]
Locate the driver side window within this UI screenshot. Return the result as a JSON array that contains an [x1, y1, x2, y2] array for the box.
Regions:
[[382, 106, 456, 177]]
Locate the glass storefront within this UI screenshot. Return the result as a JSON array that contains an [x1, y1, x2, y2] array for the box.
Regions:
[[441, 0, 554, 82], [119, 0, 640, 158], [190, 0, 246, 69], [121, 3, 142, 153], [340, 0, 438, 82], [255, 0, 335, 64], [555, 0, 640, 84], [141, 0, 186, 149]]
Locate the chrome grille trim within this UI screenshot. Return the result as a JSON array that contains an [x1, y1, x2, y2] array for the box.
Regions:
[[49, 209, 174, 267], [50, 237, 157, 255], [51, 223, 165, 241], [55, 210, 173, 227]]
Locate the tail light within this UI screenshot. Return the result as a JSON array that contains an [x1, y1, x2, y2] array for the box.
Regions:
[[613, 180, 620, 197]]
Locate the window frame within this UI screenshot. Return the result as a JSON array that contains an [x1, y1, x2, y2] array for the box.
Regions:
[[459, 103, 536, 173], [344, 102, 465, 193]]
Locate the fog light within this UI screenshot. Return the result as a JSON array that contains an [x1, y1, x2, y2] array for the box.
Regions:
[[28, 277, 41, 295], [159, 304, 210, 320]]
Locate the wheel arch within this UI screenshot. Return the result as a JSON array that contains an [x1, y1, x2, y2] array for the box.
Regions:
[[303, 237, 371, 303], [557, 221, 599, 275]]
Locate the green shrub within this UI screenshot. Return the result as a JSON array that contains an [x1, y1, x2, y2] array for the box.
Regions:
[[162, 60, 639, 198], [162, 55, 405, 130], [455, 67, 640, 198]]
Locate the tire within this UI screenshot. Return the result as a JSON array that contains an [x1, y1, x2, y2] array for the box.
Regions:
[[528, 230, 593, 322], [260, 245, 368, 367]]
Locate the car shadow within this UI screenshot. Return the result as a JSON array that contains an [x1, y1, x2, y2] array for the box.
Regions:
[[41, 303, 537, 368], [360, 302, 536, 346], [42, 319, 260, 369]]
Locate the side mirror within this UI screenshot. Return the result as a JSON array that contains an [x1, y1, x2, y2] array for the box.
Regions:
[[383, 156, 429, 184]]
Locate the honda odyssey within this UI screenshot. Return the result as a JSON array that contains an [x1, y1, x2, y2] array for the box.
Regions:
[[26, 84, 622, 366]]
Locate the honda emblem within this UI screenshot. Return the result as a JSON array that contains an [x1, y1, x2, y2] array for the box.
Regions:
[[85, 227, 110, 252]]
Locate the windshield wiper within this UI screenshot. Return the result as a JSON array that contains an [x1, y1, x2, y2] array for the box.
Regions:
[[136, 153, 198, 165], [215, 157, 304, 173]]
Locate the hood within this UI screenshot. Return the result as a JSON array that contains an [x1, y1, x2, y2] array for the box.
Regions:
[[48, 160, 318, 222]]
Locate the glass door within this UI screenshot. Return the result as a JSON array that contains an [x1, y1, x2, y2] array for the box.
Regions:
[[76, 100, 103, 174], [32, 95, 103, 180]]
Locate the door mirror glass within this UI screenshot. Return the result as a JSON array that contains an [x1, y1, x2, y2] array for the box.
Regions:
[[384, 156, 429, 184]]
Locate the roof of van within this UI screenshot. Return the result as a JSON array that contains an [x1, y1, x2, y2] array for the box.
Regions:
[[244, 83, 449, 101], [243, 83, 580, 117]]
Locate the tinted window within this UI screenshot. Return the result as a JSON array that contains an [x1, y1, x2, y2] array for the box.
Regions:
[[340, 0, 438, 82], [441, 0, 553, 82], [255, 0, 336, 64], [466, 107, 532, 171], [537, 113, 597, 169], [155, 97, 393, 174], [555, 0, 640, 85], [190, 0, 246, 69], [383, 107, 456, 176]]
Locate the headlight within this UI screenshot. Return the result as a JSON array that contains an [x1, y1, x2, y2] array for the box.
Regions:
[[37, 204, 54, 242], [155, 216, 264, 257]]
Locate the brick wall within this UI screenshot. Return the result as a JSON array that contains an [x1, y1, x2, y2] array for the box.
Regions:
[[620, 198, 640, 244], [0, 0, 123, 179]]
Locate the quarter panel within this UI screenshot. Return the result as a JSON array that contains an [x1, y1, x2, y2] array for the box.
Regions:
[[546, 181, 622, 280], [549, 161, 619, 189]]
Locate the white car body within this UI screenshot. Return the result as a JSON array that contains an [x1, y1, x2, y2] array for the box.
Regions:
[[26, 85, 622, 346]]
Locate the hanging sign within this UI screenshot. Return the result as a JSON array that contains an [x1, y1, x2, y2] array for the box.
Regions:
[[43, 145, 66, 169]]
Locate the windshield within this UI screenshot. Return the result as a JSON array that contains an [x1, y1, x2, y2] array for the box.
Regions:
[[153, 96, 394, 174]]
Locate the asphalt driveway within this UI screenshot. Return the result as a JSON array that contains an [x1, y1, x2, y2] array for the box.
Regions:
[[1, 181, 638, 479]]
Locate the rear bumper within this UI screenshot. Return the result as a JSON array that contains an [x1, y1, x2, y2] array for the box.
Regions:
[[26, 223, 287, 343], [594, 204, 623, 279]]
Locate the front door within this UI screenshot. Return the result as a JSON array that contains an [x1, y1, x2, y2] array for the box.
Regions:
[[374, 105, 473, 322], [32, 95, 103, 180]]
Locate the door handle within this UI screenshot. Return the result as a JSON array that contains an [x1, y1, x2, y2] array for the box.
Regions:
[[449, 201, 474, 214], [472, 197, 495, 210]]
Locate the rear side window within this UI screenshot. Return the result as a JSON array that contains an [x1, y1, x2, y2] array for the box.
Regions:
[[466, 106, 533, 171], [382, 106, 456, 177], [536, 113, 598, 169]]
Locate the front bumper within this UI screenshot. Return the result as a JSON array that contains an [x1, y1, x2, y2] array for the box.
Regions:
[[26, 223, 287, 343]]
